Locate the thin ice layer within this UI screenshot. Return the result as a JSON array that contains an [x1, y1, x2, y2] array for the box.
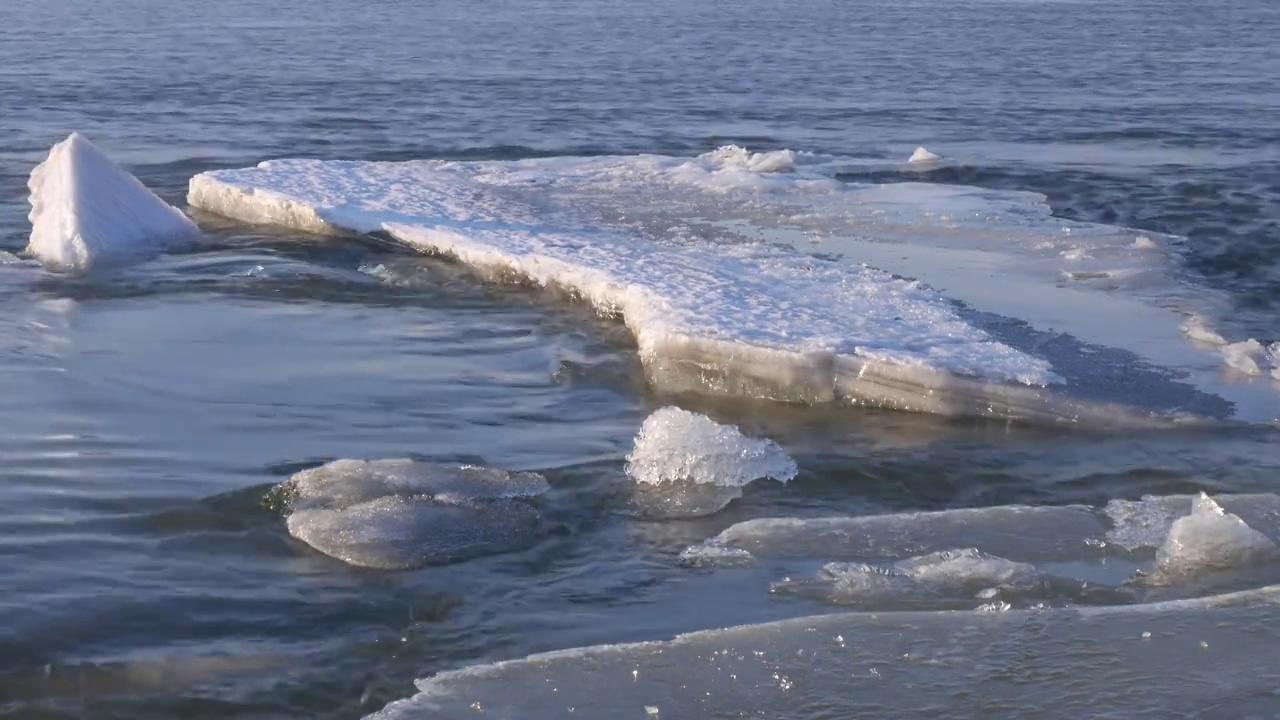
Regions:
[[274, 459, 548, 570], [189, 150, 1063, 412], [368, 588, 1280, 720], [28, 133, 196, 271]]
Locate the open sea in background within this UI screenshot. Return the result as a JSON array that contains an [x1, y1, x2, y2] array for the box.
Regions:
[[1, 0, 1279, 717]]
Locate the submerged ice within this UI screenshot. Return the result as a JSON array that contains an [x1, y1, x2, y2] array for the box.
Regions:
[[273, 459, 549, 569], [28, 133, 196, 271]]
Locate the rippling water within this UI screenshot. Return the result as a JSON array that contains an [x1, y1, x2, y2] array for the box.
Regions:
[[2, 0, 1279, 717]]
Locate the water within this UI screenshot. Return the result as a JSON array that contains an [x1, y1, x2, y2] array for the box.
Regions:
[[2, 0, 1279, 717]]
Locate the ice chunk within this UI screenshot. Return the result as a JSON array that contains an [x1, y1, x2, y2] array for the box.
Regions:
[[273, 459, 548, 569], [908, 146, 941, 163], [27, 133, 196, 271], [1221, 339, 1266, 376], [188, 150, 1085, 421], [1180, 315, 1227, 346], [624, 407, 796, 518], [1106, 493, 1280, 552], [1152, 493, 1276, 579], [626, 408, 797, 488], [773, 548, 1037, 605], [367, 587, 1280, 720], [1133, 236, 1157, 249]]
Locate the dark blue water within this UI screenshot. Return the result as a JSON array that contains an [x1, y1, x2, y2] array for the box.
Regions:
[[2, 0, 1279, 717]]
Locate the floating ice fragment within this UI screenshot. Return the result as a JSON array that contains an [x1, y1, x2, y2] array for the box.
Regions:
[[273, 459, 548, 569], [27, 133, 196, 271], [1180, 315, 1227, 346], [908, 146, 941, 164], [1153, 493, 1275, 580], [1133, 236, 1157, 249], [773, 548, 1037, 604], [626, 407, 797, 488], [625, 407, 796, 518], [1221, 339, 1266, 376]]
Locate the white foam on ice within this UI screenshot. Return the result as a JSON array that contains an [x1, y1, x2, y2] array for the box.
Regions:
[[625, 407, 797, 488], [27, 133, 196, 271], [275, 459, 548, 569], [1152, 493, 1277, 580], [908, 146, 941, 163], [367, 585, 1280, 720]]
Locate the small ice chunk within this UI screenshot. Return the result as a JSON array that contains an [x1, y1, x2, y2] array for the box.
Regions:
[[908, 146, 941, 164], [1221, 339, 1266, 376], [27, 133, 196, 271], [1133, 236, 1157, 249], [678, 542, 756, 567], [273, 459, 548, 569], [1179, 315, 1227, 346], [775, 548, 1036, 604], [625, 407, 797, 488], [1153, 493, 1276, 578], [625, 407, 796, 518]]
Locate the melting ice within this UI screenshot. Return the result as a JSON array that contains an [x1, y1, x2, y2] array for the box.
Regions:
[[272, 459, 549, 569], [27, 133, 196, 271], [625, 407, 796, 518]]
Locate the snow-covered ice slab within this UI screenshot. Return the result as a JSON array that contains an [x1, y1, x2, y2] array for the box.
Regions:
[[272, 459, 549, 569], [367, 586, 1280, 720], [28, 133, 196, 271], [189, 147, 1244, 424]]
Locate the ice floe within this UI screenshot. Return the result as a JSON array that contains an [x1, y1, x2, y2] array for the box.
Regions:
[[681, 492, 1280, 607], [625, 407, 796, 518], [272, 459, 549, 569], [189, 146, 1273, 422], [367, 585, 1280, 720], [27, 133, 196, 271]]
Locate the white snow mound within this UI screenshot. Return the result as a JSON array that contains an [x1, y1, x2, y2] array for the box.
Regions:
[[27, 133, 196, 271]]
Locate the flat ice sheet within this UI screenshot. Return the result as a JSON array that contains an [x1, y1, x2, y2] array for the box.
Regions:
[[189, 147, 1256, 423], [368, 587, 1280, 719]]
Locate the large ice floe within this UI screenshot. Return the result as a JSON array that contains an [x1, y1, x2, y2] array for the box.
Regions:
[[679, 492, 1280, 609], [368, 587, 1280, 719], [188, 146, 1267, 424], [624, 407, 797, 518], [271, 459, 550, 569], [27, 133, 196, 271]]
